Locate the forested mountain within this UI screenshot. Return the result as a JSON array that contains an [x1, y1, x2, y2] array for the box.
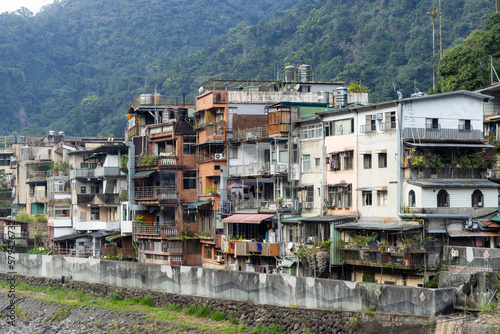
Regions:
[[0, 0, 497, 137]]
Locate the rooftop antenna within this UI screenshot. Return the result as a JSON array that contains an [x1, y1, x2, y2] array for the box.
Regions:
[[413, 79, 421, 94]]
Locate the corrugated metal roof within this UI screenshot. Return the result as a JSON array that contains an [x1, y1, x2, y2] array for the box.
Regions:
[[222, 213, 274, 224], [480, 221, 500, 228], [187, 201, 211, 209], [447, 230, 500, 237], [300, 215, 356, 223], [405, 142, 494, 149], [132, 170, 157, 179], [408, 179, 500, 188], [336, 219, 422, 231]]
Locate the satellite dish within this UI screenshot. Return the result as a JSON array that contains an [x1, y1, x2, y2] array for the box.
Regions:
[[199, 86, 204, 93], [287, 242, 294, 250], [293, 84, 301, 91]]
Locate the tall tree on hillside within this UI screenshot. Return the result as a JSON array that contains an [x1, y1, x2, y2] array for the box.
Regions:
[[426, 7, 439, 90], [439, 0, 443, 60]]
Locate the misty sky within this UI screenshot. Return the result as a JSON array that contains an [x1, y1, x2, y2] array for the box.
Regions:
[[0, 0, 55, 15]]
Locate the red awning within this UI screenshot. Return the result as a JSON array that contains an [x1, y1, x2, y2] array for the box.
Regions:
[[222, 213, 275, 224]]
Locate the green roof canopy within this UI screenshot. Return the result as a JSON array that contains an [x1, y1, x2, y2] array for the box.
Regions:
[[187, 201, 211, 209]]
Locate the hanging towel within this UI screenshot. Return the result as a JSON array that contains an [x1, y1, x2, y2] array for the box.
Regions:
[[257, 243, 262, 250], [265, 231, 269, 243]]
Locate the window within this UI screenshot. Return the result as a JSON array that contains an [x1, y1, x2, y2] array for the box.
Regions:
[[306, 186, 314, 203], [31, 203, 44, 214], [362, 191, 372, 206], [325, 119, 354, 136], [384, 111, 396, 129], [123, 204, 128, 221], [91, 207, 100, 220], [377, 190, 387, 206], [426, 118, 439, 130], [459, 119, 472, 131], [471, 190, 484, 207], [363, 154, 372, 169], [301, 124, 323, 139], [80, 186, 86, 194], [205, 246, 213, 260], [90, 184, 100, 194], [378, 153, 387, 168], [408, 190, 416, 207], [437, 189, 449, 207], [55, 209, 70, 217], [183, 138, 196, 155], [302, 155, 311, 172], [183, 172, 196, 190], [183, 208, 197, 223], [328, 185, 352, 209], [314, 158, 321, 167], [172, 255, 182, 262], [54, 180, 65, 192], [343, 151, 354, 170]]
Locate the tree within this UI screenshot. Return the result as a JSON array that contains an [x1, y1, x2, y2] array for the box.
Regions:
[[426, 7, 439, 91]]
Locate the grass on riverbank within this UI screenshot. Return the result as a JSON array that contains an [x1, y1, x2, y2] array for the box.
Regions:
[[0, 280, 284, 334]]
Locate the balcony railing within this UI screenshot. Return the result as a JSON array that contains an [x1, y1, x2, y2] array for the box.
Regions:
[[402, 127, 482, 141], [233, 125, 269, 142], [70, 169, 94, 179], [380, 121, 396, 131], [29, 190, 47, 198], [27, 170, 52, 182], [230, 198, 298, 212], [135, 186, 178, 201], [94, 167, 121, 178], [413, 167, 487, 179], [360, 124, 376, 133], [135, 156, 180, 169], [229, 162, 287, 175], [342, 247, 425, 269], [133, 222, 178, 237]]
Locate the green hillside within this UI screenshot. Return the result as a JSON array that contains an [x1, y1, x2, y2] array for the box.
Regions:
[[0, 0, 497, 137]]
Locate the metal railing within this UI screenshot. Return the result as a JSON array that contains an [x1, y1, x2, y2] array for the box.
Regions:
[[234, 125, 269, 141], [28, 170, 52, 181], [380, 121, 396, 131], [133, 223, 178, 237], [457, 257, 500, 275], [415, 167, 487, 179], [342, 248, 425, 268], [360, 124, 376, 133], [135, 186, 178, 201]]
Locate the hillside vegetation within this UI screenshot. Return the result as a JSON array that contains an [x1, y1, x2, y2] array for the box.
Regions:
[[0, 0, 497, 137]]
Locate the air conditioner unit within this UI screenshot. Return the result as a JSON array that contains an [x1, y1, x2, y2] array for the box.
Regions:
[[214, 153, 224, 160], [214, 255, 224, 262], [451, 249, 459, 258], [377, 113, 383, 120]]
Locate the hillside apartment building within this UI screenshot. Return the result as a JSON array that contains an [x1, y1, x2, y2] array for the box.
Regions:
[[4, 68, 500, 288]]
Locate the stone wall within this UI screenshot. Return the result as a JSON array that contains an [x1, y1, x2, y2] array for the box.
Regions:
[[0, 253, 455, 316]]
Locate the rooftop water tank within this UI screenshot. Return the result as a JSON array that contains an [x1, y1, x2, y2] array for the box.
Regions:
[[138, 94, 154, 105], [283, 66, 295, 82], [48, 130, 55, 136], [335, 87, 348, 108], [298, 64, 312, 82]]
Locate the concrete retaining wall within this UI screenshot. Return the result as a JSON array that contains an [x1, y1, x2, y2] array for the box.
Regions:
[[0, 253, 455, 316]]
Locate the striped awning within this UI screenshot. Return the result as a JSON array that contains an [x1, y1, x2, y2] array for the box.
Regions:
[[222, 213, 274, 224]]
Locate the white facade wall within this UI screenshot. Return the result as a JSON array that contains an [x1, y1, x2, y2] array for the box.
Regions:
[[300, 128, 324, 216], [420, 187, 497, 209], [401, 94, 483, 131], [356, 105, 399, 219]]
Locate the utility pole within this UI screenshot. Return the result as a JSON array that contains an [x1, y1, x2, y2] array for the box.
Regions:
[[426, 7, 438, 91], [439, 0, 443, 60]]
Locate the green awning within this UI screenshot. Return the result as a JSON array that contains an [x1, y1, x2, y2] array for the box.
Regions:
[[132, 170, 157, 179], [281, 216, 307, 223], [280, 258, 297, 268], [105, 234, 122, 242], [491, 216, 500, 222], [187, 201, 210, 209]]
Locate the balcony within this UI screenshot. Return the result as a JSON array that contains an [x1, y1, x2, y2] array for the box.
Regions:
[[231, 198, 298, 212], [70, 169, 94, 179], [410, 167, 487, 179], [135, 156, 180, 169], [135, 186, 178, 202], [380, 121, 396, 131], [94, 167, 121, 178], [74, 220, 119, 231], [223, 240, 280, 256], [29, 189, 47, 199], [76, 193, 120, 205], [133, 222, 178, 237], [27, 171, 52, 183], [360, 124, 376, 133], [233, 125, 268, 142], [342, 246, 425, 270], [402, 127, 482, 141]]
